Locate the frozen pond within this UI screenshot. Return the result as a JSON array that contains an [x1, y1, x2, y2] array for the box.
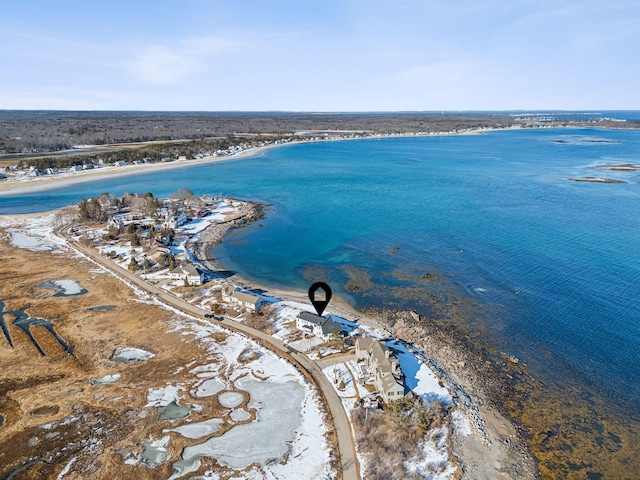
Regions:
[[217, 391, 244, 408], [142, 436, 171, 467], [165, 418, 224, 439], [111, 347, 155, 364], [157, 402, 190, 421], [171, 377, 305, 475], [230, 409, 251, 422], [193, 379, 224, 398], [38, 280, 87, 297]]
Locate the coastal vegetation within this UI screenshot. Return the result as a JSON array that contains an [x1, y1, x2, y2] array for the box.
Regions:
[[351, 396, 455, 479], [0, 111, 520, 154]]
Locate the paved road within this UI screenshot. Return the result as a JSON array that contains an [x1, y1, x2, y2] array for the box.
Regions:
[[65, 232, 359, 480]]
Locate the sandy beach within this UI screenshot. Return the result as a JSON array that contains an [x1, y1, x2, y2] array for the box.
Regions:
[[0, 127, 515, 198], [0, 143, 282, 196]]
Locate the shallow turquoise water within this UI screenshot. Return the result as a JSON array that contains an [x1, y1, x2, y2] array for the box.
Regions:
[[2, 128, 639, 413]]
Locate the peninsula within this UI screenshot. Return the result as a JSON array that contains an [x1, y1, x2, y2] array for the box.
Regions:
[[0, 190, 537, 479]]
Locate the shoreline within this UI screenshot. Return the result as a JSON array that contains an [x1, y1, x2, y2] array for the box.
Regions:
[[0, 126, 524, 197], [188, 201, 539, 477], [188, 197, 639, 479], [190, 202, 365, 321], [3, 126, 639, 476], [0, 143, 281, 196]]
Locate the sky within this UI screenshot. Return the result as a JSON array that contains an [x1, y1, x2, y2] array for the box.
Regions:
[[1, 0, 639, 111]]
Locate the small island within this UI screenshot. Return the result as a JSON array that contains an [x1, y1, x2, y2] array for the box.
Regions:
[[594, 163, 640, 171], [568, 177, 627, 183]]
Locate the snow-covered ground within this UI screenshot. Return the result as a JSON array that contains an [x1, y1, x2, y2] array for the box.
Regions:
[[154, 317, 333, 479], [387, 340, 452, 404], [322, 361, 370, 413], [1, 210, 471, 479], [404, 427, 459, 479], [0, 214, 69, 253]]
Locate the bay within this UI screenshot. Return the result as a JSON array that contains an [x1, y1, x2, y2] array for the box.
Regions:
[[1, 127, 639, 416]]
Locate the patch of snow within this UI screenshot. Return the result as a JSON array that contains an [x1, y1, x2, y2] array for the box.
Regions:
[[56, 457, 76, 479], [387, 340, 452, 404], [111, 347, 155, 364], [288, 334, 324, 352], [146, 384, 182, 407], [91, 374, 121, 386], [404, 427, 458, 479], [323, 363, 358, 401], [451, 409, 472, 437], [52, 279, 83, 295]]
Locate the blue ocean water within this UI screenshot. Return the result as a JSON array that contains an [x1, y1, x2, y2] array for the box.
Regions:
[[2, 127, 639, 412]]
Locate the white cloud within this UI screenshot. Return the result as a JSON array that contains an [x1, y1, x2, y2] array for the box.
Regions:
[[129, 45, 200, 83], [127, 36, 240, 84]]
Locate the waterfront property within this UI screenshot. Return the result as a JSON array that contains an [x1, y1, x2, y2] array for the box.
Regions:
[[222, 285, 262, 311], [165, 211, 187, 229], [295, 311, 342, 342], [355, 337, 405, 402], [169, 264, 204, 285]]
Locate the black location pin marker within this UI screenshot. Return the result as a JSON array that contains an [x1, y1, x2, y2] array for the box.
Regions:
[[308, 282, 332, 316]]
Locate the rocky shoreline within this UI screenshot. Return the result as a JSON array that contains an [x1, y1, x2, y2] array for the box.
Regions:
[[363, 308, 539, 478], [185, 196, 640, 479], [190, 200, 267, 274], [187, 202, 540, 478]]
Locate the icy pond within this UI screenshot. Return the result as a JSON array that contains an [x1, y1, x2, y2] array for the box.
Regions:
[[170, 377, 306, 476], [110, 347, 155, 364], [38, 280, 87, 297], [193, 379, 225, 398], [217, 391, 244, 408]]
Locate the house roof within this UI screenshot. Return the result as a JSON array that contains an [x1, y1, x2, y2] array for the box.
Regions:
[[356, 336, 376, 351], [231, 290, 260, 305], [380, 371, 404, 392], [357, 337, 402, 386], [171, 264, 201, 277], [321, 320, 342, 335], [297, 312, 341, 335], [298, 311, 326, 325]]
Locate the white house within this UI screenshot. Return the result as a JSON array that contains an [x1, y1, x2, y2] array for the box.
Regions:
[[355, 337, 405, 403], [296, 311, 342, 342], [222, 285, 262, 311], [169, 264, 204, 285], [165, 211, 187, 229]]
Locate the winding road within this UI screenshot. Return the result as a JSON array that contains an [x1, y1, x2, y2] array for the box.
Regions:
[[62, 226, 359, 480]]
